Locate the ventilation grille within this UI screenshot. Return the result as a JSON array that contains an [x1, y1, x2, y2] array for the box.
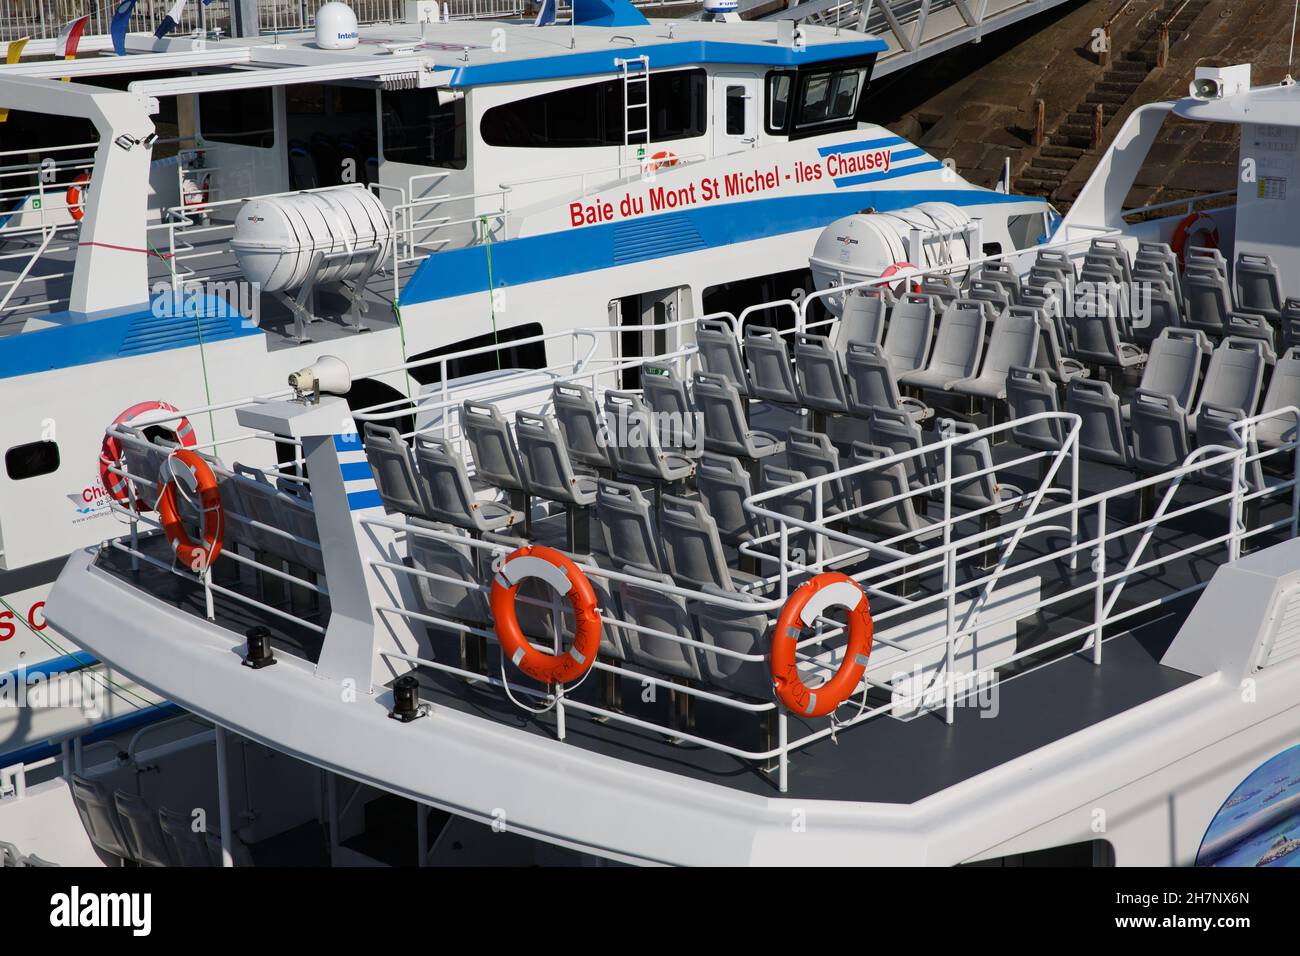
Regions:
[[1259, 586, 1300, 669], [118, 311, 239, 357], [611, 216, 705, 266]]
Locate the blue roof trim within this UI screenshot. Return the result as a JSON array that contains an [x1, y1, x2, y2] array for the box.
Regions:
[[0, 292, 262, 380], [448, 38, 886, 86], [402, 187, 1043, 305], [572, 0, 648, 27]]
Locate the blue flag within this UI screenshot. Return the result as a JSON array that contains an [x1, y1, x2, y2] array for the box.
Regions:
[[111, 0, 137, 55], [534, 0, 557, 26]]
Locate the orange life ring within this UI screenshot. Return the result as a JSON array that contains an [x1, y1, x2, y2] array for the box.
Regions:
[[66, 172, 89, 222], [99, 401, 197, 508], [770, 572, 873, 717], [491, 545, 602, 685], [643, 150, 679, 174], [1171, 212, 1220, 272], [156, 449, 224, 573], [880, 261, 921, 296]]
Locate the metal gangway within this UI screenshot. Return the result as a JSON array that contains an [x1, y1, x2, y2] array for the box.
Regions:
[[754, 0, 1082, 77]]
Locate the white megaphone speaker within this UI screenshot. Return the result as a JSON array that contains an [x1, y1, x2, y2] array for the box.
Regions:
[[288, 355, 352, 403]]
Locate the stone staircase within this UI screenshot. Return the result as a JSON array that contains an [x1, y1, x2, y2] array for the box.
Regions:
[[1016, 0, 1213, 203]]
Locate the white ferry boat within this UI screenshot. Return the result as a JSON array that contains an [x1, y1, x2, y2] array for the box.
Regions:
[[3, 55, 1298, 866], [0, 2, 1049, 776]]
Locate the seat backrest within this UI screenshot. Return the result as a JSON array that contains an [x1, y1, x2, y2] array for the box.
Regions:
[[514, 410, 587, 506], [1183, 269, 1232, 334], [1069, 285, 1128, 365], [70, 774, 131, 861], [602, 390, 675, 479], [920, 277, 958, 309], [835, 289, 888, 349], [1131, 389, 1191, 475], [845, 442, 925, 538], [936, 419, 998, 511], [641, 363, 699, 456], [785, 427, 850, 512], [845, 341, 904, 417], [1139, 327, 1210, 410], [552, 381, 614, 471], [595, 478, 663, 572], [120, 428, 178, 512], [363, 422, 430, 518], [660, 494, 735, 591], [406, 517, 491, 624], [865, 406, 929, 490], [1130, 275, 1181, 345], [978, 307, 1039, 381], [158, 806, 217, 867], [461, 401, 524, 493], [743, 325, 800, 405], [794, 333, 849, 413], [760, 463, 815, 559], [967, 279, 1010, 311], [1085, 237, 1133, 286], [413, 434, 485, 528], [229, 464, 322, 570], [693, 371, 751, 457], [691, 585, 772, 700], [1064, 379, 1130, 468], [695, 319, 748, 396], [927, 299, 987, 378], [114, 789, 175, 867], [1196, 336, 1268, 417], [1186, 244, 1227, 277], [1262, 346, 1300, 416], [1235, 252, 1283, 318], [696, 452, 757, 548], [881, 292, 935, 374], [614, 565, 700, 681], [1006, 366, 1065, 452], [973, 264, 1020, 305]]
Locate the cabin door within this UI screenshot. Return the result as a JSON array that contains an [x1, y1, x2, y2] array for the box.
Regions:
[[712, 73, 759, 156]]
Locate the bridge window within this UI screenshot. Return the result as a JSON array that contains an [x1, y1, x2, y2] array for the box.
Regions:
[[791, 64, 867, 134], [480, 69, 706, 149], [766, 71, 793, 135], [5, 441, 59, 481], [381, 89, 467, 169], [199, 88, 274, 149]]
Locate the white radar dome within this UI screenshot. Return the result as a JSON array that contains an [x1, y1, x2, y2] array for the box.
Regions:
[[315, 2, 360, 50], [703, 0, 740, 12]]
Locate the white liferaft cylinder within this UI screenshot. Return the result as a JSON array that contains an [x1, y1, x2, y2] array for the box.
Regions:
[[809, 202, 974, 315], [231, 186, 393, 294]]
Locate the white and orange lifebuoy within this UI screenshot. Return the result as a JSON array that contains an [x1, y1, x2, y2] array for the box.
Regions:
[[65, 172, 90, 223], [879, 261, 922, 296], [770, 572, 874, 718], [1171, 212, 1220, 272], [643, 150, 679, 174], [491, 545, 602, 685], [99, 401, 197, 509], [157, 448, 223, 573]]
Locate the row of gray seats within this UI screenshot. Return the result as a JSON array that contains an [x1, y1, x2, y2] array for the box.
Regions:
[[0, 841, 55, 867], [71, 772, 250, 867], [1009, 330, 1300, 481]]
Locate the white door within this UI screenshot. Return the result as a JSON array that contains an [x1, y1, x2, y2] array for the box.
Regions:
[[712, 73, 759, 155]]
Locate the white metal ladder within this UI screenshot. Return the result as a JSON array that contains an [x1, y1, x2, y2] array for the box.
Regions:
[[616, 56, 651, 150]]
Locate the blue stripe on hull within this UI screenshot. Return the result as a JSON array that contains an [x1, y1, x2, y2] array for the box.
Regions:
[[402, 187, 1041, 305]]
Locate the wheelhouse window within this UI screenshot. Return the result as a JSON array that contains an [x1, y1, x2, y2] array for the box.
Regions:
[[199, 88, 274, 148], [381, 89, 467, 169], [766, 57, 876, 139], [480, 69, 706, 148], [766, 72, 793, 134], [792, 65, 866, 133], [406, 322, 547, 385]]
